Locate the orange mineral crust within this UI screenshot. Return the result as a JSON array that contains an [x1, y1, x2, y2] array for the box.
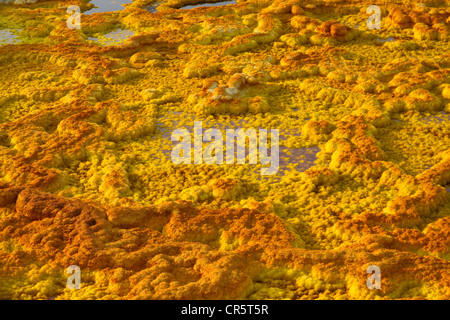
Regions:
[[0, 0, 449, 300]]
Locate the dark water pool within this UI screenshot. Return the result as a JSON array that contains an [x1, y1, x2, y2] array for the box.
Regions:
[[179, 0, 237, 10], [84, 0, 132, 15], [146, 0, 237, 12], [0, 29, 21, 45]]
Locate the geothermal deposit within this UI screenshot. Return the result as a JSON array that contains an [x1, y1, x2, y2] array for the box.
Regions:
[[0, 0, 449, 299]]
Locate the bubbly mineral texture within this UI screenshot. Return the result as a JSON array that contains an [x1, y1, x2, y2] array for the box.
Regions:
[[0, 0, 449, 300]]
